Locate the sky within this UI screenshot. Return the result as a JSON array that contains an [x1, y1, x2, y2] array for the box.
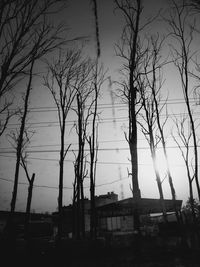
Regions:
[[1, 0, 200, 213]]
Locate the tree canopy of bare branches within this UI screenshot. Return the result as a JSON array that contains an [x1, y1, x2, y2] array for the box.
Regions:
[[166, 0, 200, 201], [0, 0, 65, 137], [44, 48, 96, 241], [3, 1, 67, 239]]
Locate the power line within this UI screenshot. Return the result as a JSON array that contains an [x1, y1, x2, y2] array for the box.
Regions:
[[0, 154, 59, 162], [0, 144, 199, 154], [5, 111, 200, 130], [0, 134, 194, 150], [0, 175, 130, 189], [0, 154, 137, 165], [6, 117, 128, 127], [0, 139, 145, 150], [0, 154, 140, 165], [6, 97, 199, 113], [1, 153, 199, 167], [0, 133, 194, 151], [0, 177, 72, 189]]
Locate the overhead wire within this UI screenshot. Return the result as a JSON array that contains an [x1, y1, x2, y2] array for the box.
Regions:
[[1, 153, 199, 167], [0, 175, 130, 190], [4, 110, 200, 130], [4, 97, 199, 113], [0, 144, 200, 154]]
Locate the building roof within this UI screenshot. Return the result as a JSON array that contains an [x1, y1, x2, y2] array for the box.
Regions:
[[97, 198, 183, 217]]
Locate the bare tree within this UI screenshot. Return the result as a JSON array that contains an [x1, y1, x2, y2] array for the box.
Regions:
[[9, 60, 35, 218], [172, 116, 196, 222], [186, 0, 200, 10], [73, 94, 87, 240], [87, 65, 105, 239], [166, 0, 200, 200], [7, 20, 65, 232], [140, 35, 181, 222], [114, 0, 149, 234], [10, 129, 36, 240], [0, 0, 65, 137], [172, 116, 200, 248], [149, 37, 180, 222], [139, 72, 168, 223], [7, 126, 35, 249], [44, 49, 84, 242], [20, 153, 35, 240], [0, 100, 13, 137], [88, 0, 102, 239], [72, 59, 95, 239]]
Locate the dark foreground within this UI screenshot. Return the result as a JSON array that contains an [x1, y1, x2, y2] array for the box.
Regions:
[[1, 237, 200, 267]]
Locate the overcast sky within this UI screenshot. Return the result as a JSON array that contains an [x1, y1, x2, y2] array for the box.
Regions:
[[0, 0, 200, 213]]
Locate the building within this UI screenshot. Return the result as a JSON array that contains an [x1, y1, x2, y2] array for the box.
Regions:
[[97, 197, 183, 237], [52, 191, 118, 236], [52, 192, 182, 238]]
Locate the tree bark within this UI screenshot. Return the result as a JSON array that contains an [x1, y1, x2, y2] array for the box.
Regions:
[[10, 60, 34, 216], [24, 173, 35, 239], [57, 118, 65, 242], [128, 0, 142, 233]]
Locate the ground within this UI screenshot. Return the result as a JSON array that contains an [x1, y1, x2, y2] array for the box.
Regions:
[[1, 237, 200, 267]]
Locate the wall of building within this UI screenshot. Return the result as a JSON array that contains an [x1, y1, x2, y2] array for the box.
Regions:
[[99, 215, 134, 232]]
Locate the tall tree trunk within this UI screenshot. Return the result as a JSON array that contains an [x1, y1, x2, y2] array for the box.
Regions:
[[129, 89, 141, 200], [150, 142, 168, 223], [185, 97, 200, 200], [72, 176, 77, 239], [128, 0, 142, 234], [24, 173, 35, 239], [172, 1, 200, 201], [182, 29, 200, 200], [185, 161, 196, 223], [74, 93, 86, 239], [89, 91, 98, 239], [90, 149, 96, 239], [10, 60, 34, 218], [57, 119, 65, 242], [80, 176, 85, 238], [90, 0, 100, 240], [141, 90, 168, 224], [152, 81, 179, 222]]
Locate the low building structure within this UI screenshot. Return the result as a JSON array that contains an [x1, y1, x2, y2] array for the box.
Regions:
[[97, 197, 183, 235], [52, 193, 183, 239], [52, 191, 118, 236]]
